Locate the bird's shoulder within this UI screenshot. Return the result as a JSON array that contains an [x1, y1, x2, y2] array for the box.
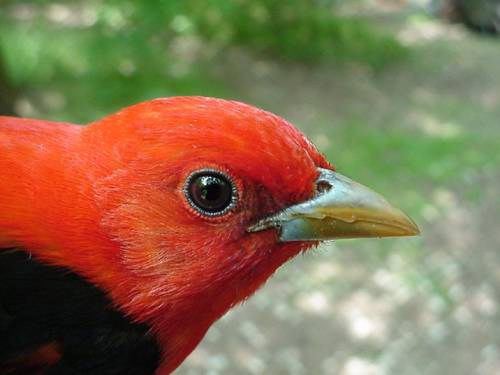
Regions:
[[0, 248, 160, 375]]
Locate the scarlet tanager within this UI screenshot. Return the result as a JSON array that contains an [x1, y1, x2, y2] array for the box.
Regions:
[[0, 97, 419, 374]]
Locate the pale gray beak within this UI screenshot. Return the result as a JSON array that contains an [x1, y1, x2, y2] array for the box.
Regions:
[[248, 168, 420, 241]]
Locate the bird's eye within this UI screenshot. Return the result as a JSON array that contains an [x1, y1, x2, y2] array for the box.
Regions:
[[184, 169, 237, 216]]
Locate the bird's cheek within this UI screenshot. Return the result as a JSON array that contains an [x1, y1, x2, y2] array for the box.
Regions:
[[241, 226, 316, 270], [209, 236, 312, 308]]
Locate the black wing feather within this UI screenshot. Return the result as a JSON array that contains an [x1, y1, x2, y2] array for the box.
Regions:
[[0, 249, 160, 375]]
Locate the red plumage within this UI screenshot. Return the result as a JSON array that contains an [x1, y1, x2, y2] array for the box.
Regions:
[[0, 97, 329, 373], [0, 96, 418, 373]]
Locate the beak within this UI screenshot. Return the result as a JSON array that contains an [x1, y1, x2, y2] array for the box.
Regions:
[[248, 168, 420, 241]]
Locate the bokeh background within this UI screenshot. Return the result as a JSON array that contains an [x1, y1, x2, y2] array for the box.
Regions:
[[1, 0, 499, 374]]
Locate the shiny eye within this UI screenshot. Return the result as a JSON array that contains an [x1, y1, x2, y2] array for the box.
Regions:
[[184, 169, 237, 216]]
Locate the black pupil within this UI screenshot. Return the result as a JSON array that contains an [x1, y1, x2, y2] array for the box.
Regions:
[[188, 173, 233, 214]]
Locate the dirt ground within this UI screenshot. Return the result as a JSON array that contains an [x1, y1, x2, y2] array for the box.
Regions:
[[177, 9, 500, 375]]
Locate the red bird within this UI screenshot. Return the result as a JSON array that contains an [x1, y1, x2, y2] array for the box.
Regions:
[[0, 97, 418, 374]]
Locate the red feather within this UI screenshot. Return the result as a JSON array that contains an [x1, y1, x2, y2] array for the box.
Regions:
[[0, 97, 330, 372]]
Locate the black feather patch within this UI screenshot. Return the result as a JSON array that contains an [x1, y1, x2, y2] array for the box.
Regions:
[[0, 249, 160, 375]]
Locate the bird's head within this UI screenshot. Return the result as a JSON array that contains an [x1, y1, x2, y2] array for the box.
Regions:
[[72, 97, 418, 370]]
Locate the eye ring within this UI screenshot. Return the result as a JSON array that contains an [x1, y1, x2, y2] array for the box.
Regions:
[[183, 169, 238, 217]]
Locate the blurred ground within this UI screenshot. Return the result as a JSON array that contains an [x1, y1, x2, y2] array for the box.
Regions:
[[179, 9, 500, 375], [1, 1, 500, 374]]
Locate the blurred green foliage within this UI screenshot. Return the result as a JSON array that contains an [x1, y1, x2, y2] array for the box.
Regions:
[[158, 0, 406, 66], [0, 0, 405, 122]]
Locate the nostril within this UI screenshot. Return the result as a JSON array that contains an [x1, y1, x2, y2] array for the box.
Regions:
[[316, 180, 333, 195]]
